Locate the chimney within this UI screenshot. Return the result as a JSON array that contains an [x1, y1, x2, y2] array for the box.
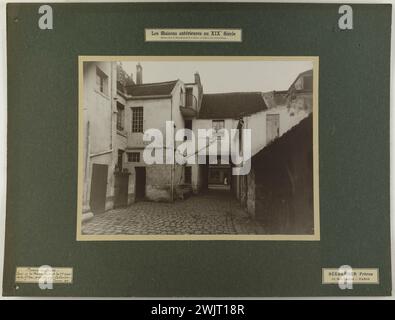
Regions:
[[194, 72, 200, 84], [136, 63, 143, 85], [124, 73, 134, 86]]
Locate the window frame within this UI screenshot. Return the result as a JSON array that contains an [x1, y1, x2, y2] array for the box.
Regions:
[[96, 67, 109, 96], [212, 119, 225, 140], [131, 107, 144, 133], [127, 152, 140, 163], [116, 102, 125, 131], [185, 87, 193, 107], [212, 119, 225, 131]]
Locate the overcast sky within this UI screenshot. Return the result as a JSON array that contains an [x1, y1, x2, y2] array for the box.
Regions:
[[120, 60, 313, 93]]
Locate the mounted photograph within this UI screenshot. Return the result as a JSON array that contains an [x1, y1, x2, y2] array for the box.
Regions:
[[77, 56, 319, 240]]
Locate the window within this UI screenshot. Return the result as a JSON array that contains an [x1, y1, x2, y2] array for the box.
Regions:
[[185, 120, 192, 130], [127, 152, 140, 163], [294, 77, 303, 91], [96, 67, 108, 95], [294, 75, 313, 91], [185, 88, 193, 107], [180, 88, 185, 106], [184, 120, 192, 141], [131, 107, 143, 133], [212, 120, 225, 131], [212, 120, 225, 140], [116, 102, 125, 131], [184, 166, 192, 184]]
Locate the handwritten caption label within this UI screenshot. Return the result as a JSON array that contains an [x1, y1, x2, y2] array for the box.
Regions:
[[15, 267, 73, 284]]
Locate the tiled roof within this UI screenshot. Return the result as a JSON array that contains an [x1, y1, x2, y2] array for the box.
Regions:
[[199, 92, 268, 119], [125, 80, 178, 97]]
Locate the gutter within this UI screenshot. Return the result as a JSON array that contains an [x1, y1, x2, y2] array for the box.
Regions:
[[90, 149, 113, 158], [126, 94, 172, 100]]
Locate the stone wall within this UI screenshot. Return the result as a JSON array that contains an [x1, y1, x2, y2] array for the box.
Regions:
[[246, 168, 256, 216], [145, 164, 184, 202], [250, 115, 314, 234]]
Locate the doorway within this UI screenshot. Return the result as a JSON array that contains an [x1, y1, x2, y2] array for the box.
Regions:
[[208, 166, 231, 191], [90, 163, 108, 213], [135, 167, 146, 201], [114, 172, 129, 208]]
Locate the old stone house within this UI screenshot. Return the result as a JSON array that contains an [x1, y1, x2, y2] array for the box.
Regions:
[[82, 61, 205, 216]]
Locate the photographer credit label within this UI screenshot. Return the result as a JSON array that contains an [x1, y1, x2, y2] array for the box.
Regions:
[[322, 268, 379, 284]]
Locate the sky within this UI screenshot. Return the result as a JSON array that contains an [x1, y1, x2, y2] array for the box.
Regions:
[[120, 60, 313, 93]]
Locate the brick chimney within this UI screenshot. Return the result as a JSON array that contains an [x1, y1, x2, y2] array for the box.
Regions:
[[136, 63, 143, 85]]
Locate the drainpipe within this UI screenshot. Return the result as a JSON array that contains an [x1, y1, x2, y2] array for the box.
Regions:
[[84, 120, 91, 209], [110, 62, 115, 204], [110, 62, 114, 150], [170, 98, 175, 202]]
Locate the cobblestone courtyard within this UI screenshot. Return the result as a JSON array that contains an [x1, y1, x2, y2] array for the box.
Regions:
[[82, 191, 265, 235]]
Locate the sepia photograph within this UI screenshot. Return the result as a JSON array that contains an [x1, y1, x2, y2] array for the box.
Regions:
[[77, 56, 319, 240]]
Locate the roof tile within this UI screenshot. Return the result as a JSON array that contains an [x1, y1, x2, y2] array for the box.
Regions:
[[199, 92, 268, 119], [125, 80, 178, 97]]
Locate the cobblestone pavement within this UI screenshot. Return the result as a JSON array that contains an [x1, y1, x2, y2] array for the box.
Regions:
[[82, 191, 265, 235]]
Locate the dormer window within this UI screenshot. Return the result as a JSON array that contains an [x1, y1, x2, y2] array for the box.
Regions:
[[294, 75, 313, 91], [294, 77, 303, 90]]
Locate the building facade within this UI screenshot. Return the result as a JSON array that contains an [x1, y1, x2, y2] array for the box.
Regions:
[[82, 61, 117, 214]]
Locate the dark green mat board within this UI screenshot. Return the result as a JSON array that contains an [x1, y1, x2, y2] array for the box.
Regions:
[[3, 2, 392, 297]]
